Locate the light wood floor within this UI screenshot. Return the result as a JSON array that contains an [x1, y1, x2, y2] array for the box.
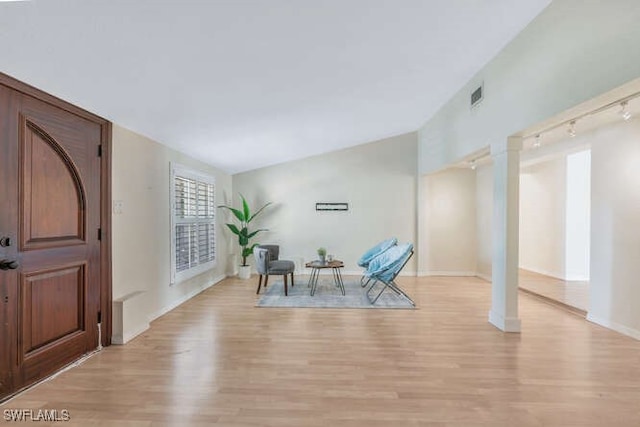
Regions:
[[519, 269, 589, 313], [3, 275, 639, 426]]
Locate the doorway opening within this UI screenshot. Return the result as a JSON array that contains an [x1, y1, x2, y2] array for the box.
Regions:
[[519, 148, 590, 314]]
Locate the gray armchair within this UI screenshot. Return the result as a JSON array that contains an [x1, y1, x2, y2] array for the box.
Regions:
[[254, 245, 296, 296]]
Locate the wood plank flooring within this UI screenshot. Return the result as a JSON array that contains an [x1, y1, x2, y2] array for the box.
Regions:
[[2, 275, 639, 426], [519, 269, 589, 313]]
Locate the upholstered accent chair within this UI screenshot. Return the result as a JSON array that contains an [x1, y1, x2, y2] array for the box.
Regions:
[[254, 245, 296, 296]]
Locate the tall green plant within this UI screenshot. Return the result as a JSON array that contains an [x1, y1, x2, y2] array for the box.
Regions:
[[218, 194, 271, 266]]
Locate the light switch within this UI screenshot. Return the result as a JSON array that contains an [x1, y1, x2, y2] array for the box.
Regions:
[[113, 200, 124, 214]]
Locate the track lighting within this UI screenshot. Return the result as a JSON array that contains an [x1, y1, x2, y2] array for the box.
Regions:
[[469, 160, 477, 170], [620, 101, 632, 121], [526, 92, 639, 151]]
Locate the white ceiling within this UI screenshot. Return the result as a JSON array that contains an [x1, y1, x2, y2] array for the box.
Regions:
[[0, 0, 551, 174]]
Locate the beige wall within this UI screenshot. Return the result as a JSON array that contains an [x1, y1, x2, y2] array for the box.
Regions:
[[475, 163, 493, 281], [418, 168, 477, 275], [590, 118, 640, 339], [111, 125, 232, 343], [232, 133, 418, 275], [519, 158, 567, 279]]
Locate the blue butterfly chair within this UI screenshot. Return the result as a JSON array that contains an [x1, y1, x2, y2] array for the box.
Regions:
[[357, 237, 397, 287], [364, 243, 415, 306]]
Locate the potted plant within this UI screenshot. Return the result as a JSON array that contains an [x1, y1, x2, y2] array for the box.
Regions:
[[218, 194, 271, 279], [317, 247, 327, 264]]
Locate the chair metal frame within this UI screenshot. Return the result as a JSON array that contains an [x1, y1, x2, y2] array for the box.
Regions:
[[365, 249, 415, 306]]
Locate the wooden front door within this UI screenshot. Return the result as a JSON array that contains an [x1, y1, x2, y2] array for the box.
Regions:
[[0, 75, 111, 400]]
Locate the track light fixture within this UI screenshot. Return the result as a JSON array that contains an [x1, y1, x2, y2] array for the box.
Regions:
[[469, 160, 477, 170], [525, 92, 639, 151], [567, 120, 577, 138], [620, 101, 632, 121]]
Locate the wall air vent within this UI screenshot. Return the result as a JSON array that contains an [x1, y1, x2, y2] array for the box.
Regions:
[[471, 84, 484, 108]]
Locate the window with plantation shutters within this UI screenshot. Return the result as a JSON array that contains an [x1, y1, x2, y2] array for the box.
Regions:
[[170, 164, 216, 284]]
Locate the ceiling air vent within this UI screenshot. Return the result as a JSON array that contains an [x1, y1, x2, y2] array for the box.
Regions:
[[470, 84, 484, 108]]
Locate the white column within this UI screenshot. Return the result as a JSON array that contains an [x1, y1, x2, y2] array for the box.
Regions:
[[416, 174, 429, 277], [489, 137, 522, 332]]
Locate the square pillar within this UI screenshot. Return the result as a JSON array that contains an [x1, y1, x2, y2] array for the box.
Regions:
[[489, 137, 522, 332]]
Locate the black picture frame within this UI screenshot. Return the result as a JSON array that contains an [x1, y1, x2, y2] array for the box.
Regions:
[[316, 202, 348, 211]]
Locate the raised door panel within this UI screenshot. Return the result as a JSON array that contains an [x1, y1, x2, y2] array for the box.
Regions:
[[20, 118, 85, 250], [17, 263, 87, 384], [20, 264, 85, 358]]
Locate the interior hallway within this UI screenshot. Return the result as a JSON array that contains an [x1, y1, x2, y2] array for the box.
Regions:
[[2, 275, 638, 426]]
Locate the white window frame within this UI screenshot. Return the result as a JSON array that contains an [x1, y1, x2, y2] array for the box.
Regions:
[[170, 163, 217, 285]]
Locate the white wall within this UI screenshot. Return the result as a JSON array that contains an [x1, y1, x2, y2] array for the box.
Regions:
[[418, 168, 477, 276], [111, 125, 232, 344], [589, 118, 640, 339], [518, 151, 592, 281], [475, 163, 493, 281], [418, 0, 640, 174], [565, 150, 591, 281], [232, 133, 417, 275], [519, 157, 567, 279]]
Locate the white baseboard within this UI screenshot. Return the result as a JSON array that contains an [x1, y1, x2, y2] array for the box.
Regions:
[[397, 271, 417, 277], [112, 322, 150, 345], [488, 310, 521, 333], [586, 314, 640, 341], [475, 273, 492, 282], [340, 270, 416, 277], [417, 271, 477, 277], [149, 274, 226, 324], [519, 266, 565, 280], [522, 267, 590, 282], [564, 274, 590, 281], [341, 270, 365, 276]]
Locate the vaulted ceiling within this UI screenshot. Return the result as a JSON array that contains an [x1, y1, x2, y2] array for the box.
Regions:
[[0, 0, 551, 173]]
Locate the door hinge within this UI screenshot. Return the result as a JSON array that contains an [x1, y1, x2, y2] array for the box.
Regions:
[[98, 228, 102, 241], [98, 144, 102, 157], [97, 311, 102, 323]]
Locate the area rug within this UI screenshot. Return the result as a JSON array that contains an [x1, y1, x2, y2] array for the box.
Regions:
[[256, 278, 415, 309]]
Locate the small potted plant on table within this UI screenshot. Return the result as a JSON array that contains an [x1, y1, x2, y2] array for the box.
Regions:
[[317, 247, 327, 264]]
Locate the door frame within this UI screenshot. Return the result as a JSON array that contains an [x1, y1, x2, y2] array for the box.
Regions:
[[0, 72, 112, 347]]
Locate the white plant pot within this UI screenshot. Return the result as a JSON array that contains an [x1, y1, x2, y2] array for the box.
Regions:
[[238, 265, 251, 280]]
